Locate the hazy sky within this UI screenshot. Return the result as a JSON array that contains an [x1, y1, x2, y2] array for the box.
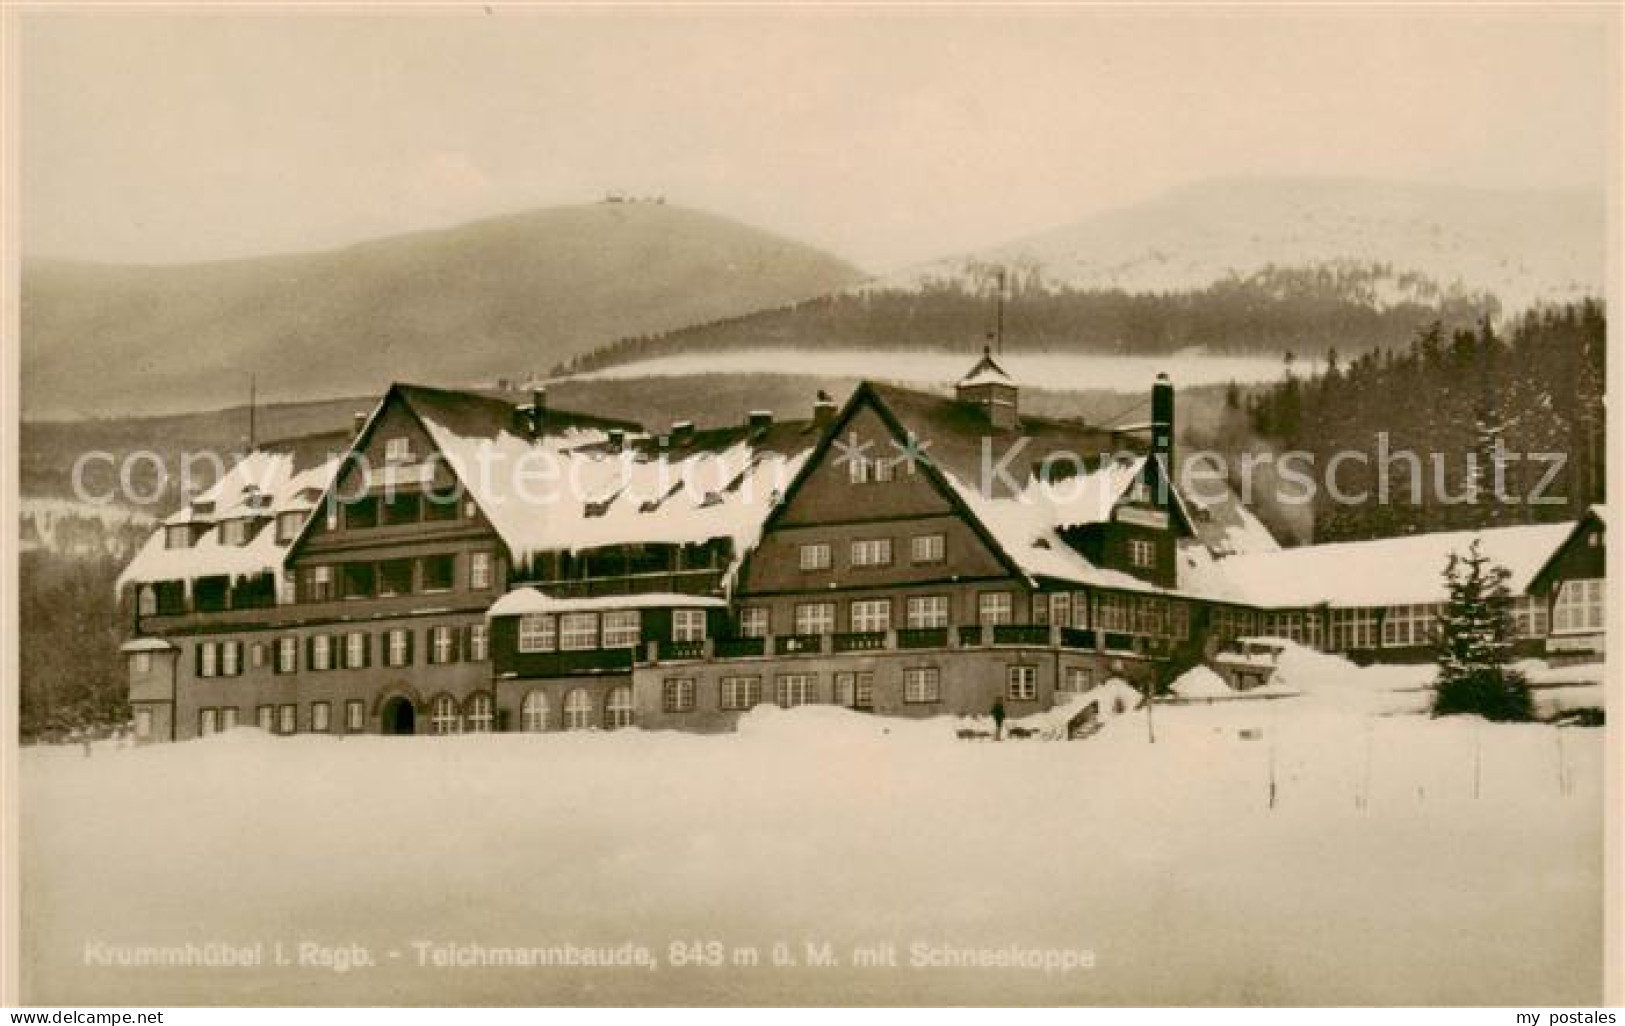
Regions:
[[20, 7, 1617, 272]]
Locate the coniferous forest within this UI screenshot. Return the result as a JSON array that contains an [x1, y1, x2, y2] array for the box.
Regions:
[[1228, 300, 1605, 542]]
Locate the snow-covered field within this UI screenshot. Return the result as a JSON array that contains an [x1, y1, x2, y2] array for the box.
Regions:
[[20, 660, 1603, 1006], [559, 349, 1295, 392]]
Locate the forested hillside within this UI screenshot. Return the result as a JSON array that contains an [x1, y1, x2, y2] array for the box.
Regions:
[[556, 267, 1498, 376], [1227, 300, 1605, 542]]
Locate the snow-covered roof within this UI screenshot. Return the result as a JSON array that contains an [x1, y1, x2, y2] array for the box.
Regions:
[[406, 385, 818, 574], [1190, 520, 1578, 609], [116, 440, 347, 592], [119, 637, 176, 653], [488, 589, 730, 618]]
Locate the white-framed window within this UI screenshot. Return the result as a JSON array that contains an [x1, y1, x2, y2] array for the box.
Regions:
[[220, 519, 246, 546], [278, 704, 297, 735], [849, 598, 891, 633], [1329, 608, 1379, 651], [311, 702, 331, 733], [134, 708, 153, 739], [1552, 579, 1605, 634], [165, 525, 191, 550], [384, 436, 414, 463], [794, 602, 836, 636], [1128, 538, 1156, 569], [250, 642, 267, 670], [1097, 594, 1130, 633], [671, 609, 707, 643], [198, 642, 217, 678], [307, 565, 334, 602], [464, 693, 494, 733], [799, 542, 833, 571], [1007, 665, 1038, 701], [345, 631, 368, 669], [978, 592, 1014, 626], [221, 641, 240, 677], [1063, 666, 1093, 692], [738, 607, 769, 639], [387, 629, 410, 667], [559, 612, 599, 651], [1382, 603, 1442, 648], [874, 457, 897, 482], [199, 708, 219, 737], [850, 538, 892, 568], [429, 694, 461, 735], [1169, 601, 1190, 639], [905, 595, 949, 630], [720, 676, 762, 711], [518, 614, 556, 653], [564, 688, 593, 731], [220, 707, 238, 731], [594, 611, 637, 650], [848, 456, 871, 484], [467, 623, 489, 661], [663, 678, 696, 713], [1511, 594, 1550, 638], [605, 686, 635, 730], [137, 587, 157, 617], [903, 667, 941, 704], [521, 691, 550, 732], [776, 673, 816, 708], [132, 651, 152, 675], [257, 706, 275, 732], [430, 625, 456, 665], [911, 533, 946, 564], [345, 700, 364, 732], [469, 552, 492, 590]]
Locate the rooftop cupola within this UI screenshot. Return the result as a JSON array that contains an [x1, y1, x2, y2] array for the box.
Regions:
[[955, 346, 1018, 430]]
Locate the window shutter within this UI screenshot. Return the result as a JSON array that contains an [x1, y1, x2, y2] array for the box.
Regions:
[[405, 629, 415, 666], [306, 635, 316, 670], [449, 626, 462, 663], [361, 632, 372, 669], [232, 642, 244, 676], [377, 631, 386, 667], [195, 643, 204, 677]]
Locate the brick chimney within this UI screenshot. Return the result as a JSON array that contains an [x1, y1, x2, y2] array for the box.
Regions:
[[747, 410, 773, 435], [813, 391, 837, 432]]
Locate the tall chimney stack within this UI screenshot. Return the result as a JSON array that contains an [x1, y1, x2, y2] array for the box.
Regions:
[[530, 388, 547, 438], [352, 412, 367, 437], [813, 390, 837, 432], [1151, 373, 1174, 464]]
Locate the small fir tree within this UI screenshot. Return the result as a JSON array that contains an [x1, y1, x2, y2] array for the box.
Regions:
[[1431, 539, 1533, 722]]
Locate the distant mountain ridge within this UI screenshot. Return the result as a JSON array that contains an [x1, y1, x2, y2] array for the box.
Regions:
[[22, 202, 866, 419], [877, 177, 1604, 313]]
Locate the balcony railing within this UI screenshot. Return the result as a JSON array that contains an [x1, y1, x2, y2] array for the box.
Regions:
[[1060, 627, 1098, 651], [658, 639, 707, 661], [774, 634, 824, 656], [714, 636, 766, 659], [958, 624, 984, 647], [516, 568, 723, 599], [993, 624, 1051, 646], [832, 631, 887, 653], [896, 627, 949, 650]]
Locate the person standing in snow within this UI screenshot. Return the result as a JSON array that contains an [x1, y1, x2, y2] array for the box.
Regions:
[[991, 698, 1006, 741]]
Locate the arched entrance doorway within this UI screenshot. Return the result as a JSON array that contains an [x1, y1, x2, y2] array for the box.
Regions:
[[381, 696, 417, 735]]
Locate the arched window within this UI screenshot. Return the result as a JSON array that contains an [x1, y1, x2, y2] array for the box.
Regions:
[[464, 693, 494, 733], [564, 688, 593, 731], [604, 685, 634, 730], [521, 691, 550, 733], [137, 587, 157, 617], [429, 694, 461, 735]]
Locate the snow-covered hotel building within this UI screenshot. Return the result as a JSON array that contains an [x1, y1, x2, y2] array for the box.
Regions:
[[116, 355, 1608, 742]]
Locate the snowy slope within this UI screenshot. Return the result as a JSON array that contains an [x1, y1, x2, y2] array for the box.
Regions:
[[877, 177, 1603, 315]]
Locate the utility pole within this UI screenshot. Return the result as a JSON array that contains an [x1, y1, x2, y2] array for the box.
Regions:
[[248, 373, 257, 450], [993, 266, 1006, 356]]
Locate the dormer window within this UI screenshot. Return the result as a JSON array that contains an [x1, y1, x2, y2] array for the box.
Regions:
[[220, 519, 244, 546], [164, 525, 191, 550], [275, 511, 304, 544], [384, 437, 414, 464]]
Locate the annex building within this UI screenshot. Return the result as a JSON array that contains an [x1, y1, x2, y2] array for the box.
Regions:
[[116, 353, 1608, 742]]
